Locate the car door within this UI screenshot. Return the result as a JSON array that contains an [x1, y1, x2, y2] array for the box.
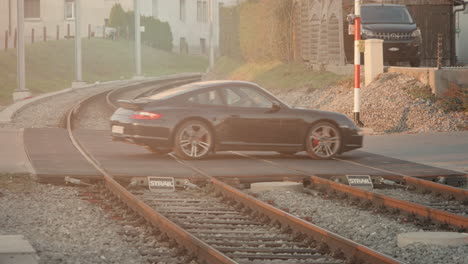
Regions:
[[217, 86, 286, 146]]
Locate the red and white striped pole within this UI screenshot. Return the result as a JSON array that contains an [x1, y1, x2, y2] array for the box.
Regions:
[[353, 0, 363, 126]]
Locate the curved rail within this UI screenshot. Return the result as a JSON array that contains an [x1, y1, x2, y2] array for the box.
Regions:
[[65, 75, 402, 264]]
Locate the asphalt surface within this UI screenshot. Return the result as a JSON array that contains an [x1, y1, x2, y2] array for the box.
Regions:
[[362, 131, 468, 174]]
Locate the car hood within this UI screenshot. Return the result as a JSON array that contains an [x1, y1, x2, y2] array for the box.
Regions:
[[293, 108, 358, 128], [362, 23, 417, 33]]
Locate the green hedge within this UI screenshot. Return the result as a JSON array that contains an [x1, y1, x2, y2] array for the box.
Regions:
[[219, 6, 242, 59], [108, 4, 173, 52]]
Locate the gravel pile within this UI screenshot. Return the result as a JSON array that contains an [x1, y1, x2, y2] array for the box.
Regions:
[[253, 189, 468, 264], [274, 73, 467, 134], [0, 174, 148, 264]]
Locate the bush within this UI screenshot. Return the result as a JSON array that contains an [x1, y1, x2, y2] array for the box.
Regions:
[[108, 4, 173, 52], [238, 0, 293, 62], [219, 6, 242, 59]]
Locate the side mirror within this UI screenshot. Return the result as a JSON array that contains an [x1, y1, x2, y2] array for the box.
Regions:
[[269, 101, 281, 113], [347, 14, 356, 25]]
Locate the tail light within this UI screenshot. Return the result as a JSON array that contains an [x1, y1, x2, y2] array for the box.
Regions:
[[130, 111, 162, 120]]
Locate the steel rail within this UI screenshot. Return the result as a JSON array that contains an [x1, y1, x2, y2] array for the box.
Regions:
[[64, 74, 403, 263], [232, 152, 468, 230], [334, 157, 468, 202], [170, 156, 402, 264], [66, 76, 237, 264]]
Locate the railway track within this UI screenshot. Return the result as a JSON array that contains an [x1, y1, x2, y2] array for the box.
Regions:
[[65, 75, 402, 264], [230, 152, 468, 231]]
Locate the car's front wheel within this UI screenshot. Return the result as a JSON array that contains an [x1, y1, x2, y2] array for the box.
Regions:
[[305, 122, 341, 160], [174, 120, 213, 160]]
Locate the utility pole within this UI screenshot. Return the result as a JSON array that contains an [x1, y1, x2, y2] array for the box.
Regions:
[[208, 0, 215, 70], [13, 0, 31, 101], [73, 0, 86, 87], [353, 0, 363, 127], [134, 0, 143, 78]]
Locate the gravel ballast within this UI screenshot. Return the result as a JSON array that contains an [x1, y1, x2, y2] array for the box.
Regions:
[[0, 174, 148, 264], [253, 189, 468, 264]]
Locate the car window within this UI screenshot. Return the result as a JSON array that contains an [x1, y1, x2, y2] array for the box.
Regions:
[[361, 6, 413, 24], [187, 90, 224, 105], [224, 87, 272, 108], [148, 83, 194, 100]]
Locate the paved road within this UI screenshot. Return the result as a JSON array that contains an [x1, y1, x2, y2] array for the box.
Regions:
[[362, 131, 468, 174]]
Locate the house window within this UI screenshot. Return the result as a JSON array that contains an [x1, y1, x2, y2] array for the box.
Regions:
[[25, 0, 40, 19], [197, 0, 208, 23], [152, 0, 158, 18], [179, 0, 186, 22], [65, 0, 75, 20]]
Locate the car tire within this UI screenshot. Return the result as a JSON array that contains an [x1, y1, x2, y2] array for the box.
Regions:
[[305, 122, 341, 160], [144, 145, 171, 156], [174, 120, 213, 160]]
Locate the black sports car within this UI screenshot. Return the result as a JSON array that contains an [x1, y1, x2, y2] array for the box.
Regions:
[[110, 80, 363, 160]]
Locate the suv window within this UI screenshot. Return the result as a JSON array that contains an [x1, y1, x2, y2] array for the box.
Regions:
[[361, 6, 413, 24], [187, 90, 224, 105], [224, 87, 272, 108]]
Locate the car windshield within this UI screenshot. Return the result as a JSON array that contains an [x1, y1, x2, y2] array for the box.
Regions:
[[147, 84, 195, 100], [361, 6, 414, 24]]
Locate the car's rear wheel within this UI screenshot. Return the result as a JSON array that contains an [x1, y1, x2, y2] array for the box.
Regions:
[[144, 145, 171, 156], [305, 122, 341, 160], [174, 120, 213, 160]]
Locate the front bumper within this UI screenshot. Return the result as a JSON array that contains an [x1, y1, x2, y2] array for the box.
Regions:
[[383, 41, 421, 61], [340, 127, 363, 153]]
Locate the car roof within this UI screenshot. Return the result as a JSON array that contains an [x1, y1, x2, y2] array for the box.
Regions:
[[146, 80, 260, 100], [185, 80, 259, 90], [362, 4, 405, 7]]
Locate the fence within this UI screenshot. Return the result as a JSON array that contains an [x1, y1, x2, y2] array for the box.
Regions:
[[2, 24, 106, 51]]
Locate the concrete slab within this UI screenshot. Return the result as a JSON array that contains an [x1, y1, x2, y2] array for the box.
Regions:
[[0, 129, 33, 174], [0, 235, 38, 264], [397, 232, 468, 247], [250, 182, 303, 193], [23, 128, 466, 184]]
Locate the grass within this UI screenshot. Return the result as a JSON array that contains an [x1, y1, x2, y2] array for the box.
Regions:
[[210, 56, 347, 92], [0, 39, 208, 105]]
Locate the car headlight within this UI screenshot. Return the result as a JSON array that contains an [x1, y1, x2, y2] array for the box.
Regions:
[[411, 29, 421, 38], [361, 28, 375, 38]]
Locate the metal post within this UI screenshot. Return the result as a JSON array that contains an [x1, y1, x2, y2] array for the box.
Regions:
[[73, 0, 84, 86], [32, 28, 35, 43], [4, 31, 8, 51], [43, 26, 47, 42], [57, 25, 60, 40], [209, 0, 215, 70], [437, 33, 443, 69], [134, 0, 142, 78], [88, 24, 91, 39], [14, 28, 17, 48], [14, 0, 31, 101], [353, 0, 363, 127]]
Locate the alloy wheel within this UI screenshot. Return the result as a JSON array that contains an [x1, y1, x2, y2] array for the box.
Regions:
[[175, 121, 212, 159], [306, 122, 341, 159]]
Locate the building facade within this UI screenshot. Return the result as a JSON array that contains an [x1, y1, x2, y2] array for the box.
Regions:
[[0, 0, 133, 46], [141, 0, 239, 55], [456, 5, 468, 65]]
